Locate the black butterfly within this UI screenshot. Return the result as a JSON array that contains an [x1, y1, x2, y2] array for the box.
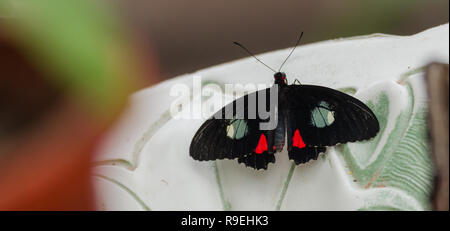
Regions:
[[189, 33, 379, 170]]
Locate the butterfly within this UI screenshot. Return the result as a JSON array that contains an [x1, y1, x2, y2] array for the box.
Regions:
[[189, 33, 379, 170]]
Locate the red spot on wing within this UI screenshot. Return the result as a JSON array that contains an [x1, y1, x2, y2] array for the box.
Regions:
[[293, 129, 306, 148], [254, 134, 268, 154]]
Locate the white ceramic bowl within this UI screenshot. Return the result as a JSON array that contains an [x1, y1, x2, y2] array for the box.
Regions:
[[93, 24, 449, 211]]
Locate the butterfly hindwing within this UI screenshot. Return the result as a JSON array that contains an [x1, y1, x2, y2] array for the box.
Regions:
[[285, 110, 327, 164], [237, 130, 276, 169], [288, 145, 327, 165]]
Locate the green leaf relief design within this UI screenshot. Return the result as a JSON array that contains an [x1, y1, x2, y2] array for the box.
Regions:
[[341, 83, 433, 210], [371, 107, 432, 209]]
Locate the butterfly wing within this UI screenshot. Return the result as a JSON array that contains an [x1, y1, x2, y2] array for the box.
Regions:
[[190, 86, 282, 170], [286, 85, 379, 147], [285, 111, 327, 164]]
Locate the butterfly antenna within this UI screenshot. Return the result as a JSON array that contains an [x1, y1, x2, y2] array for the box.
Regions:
[[278, 32, 304, 72], [233, 41, 276, 73]]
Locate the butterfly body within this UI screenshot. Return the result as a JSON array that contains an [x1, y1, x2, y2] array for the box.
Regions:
[[190, 72, 379, 170]]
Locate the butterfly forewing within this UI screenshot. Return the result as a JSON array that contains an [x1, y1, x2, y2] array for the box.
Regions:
[[285, 85, 379, 146]]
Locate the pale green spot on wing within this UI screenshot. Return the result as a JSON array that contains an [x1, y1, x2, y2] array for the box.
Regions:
[[227, 119, 248, 140], [311, 101, 335, 128]]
